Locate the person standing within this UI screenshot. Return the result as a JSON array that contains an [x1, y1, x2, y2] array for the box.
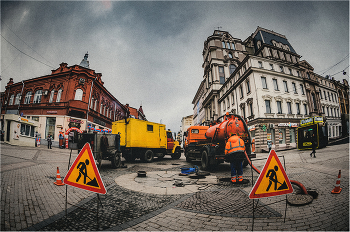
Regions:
[[267, 140, 273, 153], [47, 134, 52, 149], [225, 135, 246, 183]]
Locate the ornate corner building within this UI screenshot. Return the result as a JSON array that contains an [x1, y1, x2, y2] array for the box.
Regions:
[[193, 27, 348, 152], [1, 53, 137, 146]]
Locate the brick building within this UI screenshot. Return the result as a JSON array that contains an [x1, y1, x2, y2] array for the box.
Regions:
[[1, 54, 131, 146]]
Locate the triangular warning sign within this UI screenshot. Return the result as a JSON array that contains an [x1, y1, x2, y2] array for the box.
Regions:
[[64, 143, 106, 194], [249, 150, 293, 199]]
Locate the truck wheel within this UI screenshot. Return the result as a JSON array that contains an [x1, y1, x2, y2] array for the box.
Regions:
[[111, 152, 121, 169], [171, 148, 181, 159], [143, 150, 154, 163], [201, 149, 210, 171]]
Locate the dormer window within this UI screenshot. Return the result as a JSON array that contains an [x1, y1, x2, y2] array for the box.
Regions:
[[228, 53, 233, 58], [222, 41, 226, 48]]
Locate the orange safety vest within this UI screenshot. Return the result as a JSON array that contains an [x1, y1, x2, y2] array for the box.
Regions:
[[225, 135, 245, 156]]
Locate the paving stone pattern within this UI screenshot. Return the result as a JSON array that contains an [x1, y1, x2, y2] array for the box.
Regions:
[[175, 189, 281, 218], [40, 184, 184, 231]]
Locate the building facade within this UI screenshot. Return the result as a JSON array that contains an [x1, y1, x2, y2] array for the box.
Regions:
[[193, 27, 343, 152], [1, 54, 129, 146]]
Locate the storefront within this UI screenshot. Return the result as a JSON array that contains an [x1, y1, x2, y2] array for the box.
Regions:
[[3, 114, 39, 147], [297, 116, 328, 150]]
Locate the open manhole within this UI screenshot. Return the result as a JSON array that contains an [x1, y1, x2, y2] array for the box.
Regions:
[[137, 171, 147, 177]]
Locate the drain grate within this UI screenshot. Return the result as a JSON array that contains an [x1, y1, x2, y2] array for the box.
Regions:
[[175, 189, 281, 218]]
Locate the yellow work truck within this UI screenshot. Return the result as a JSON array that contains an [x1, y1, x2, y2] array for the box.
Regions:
[[112, 118, 181, 162]]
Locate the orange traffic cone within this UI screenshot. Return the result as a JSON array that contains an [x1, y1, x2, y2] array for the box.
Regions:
[[331, 170, 342, 194], [54, 167, 65, 186]]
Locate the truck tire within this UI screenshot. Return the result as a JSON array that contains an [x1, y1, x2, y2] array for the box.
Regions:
[[201, 149, 210, 171], [111, 152, 121, 169], [143, 150, 154, 163], [171, 148, 181, 159]]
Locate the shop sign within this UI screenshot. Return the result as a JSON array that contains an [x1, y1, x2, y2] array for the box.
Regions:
[[248, 125, 256, 131], [47, 111, 57, 114], [278, 123, 298, 127], [68, 118, 84, 124], [267, 133, 272, 141], [300, 117, 313, 127], [19, 117, 35, 125], [314, 116, 323, 123]]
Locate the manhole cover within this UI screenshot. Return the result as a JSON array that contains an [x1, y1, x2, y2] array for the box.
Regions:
[[287, 194, 313, 206]]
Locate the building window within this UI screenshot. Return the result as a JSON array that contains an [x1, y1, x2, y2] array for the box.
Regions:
[[322, 106, 325, 114], [312, 93, 317, 110], [297, 71, 300, 77], [74, 89, 83, 101], [56, 89, 62, 102], [270, 63, 274, 70], [229, 64, 236, 74], [331, 93, 334, 102], [100, 104, 103, 114], [14, 93, 21, 105], [324, 91, 327, 100], [265, 100, 271, 113], [249, 103, 253, 116], [277, 101, 282, 114], [261, 77, 268, 89], [289, 68, 292, 75], [147, 124, 153, 132], [319, 91, 323, 99], [296, 103, 300, 114], [300, 85, 305, 95], [222, 41, 226, 48], [231, 42, 235, 50], [283, 81, 288, 92], [9, 94, 14, 105], [239, 85, 243, 98], [49, 89, 55, 103], [258, 61, 263, 68], [304, 104, 308, 115], [273, 79, 279, 91], [94, 99, 97, 111], [20, 124, 35, 137], [33, 90, 42, 104], [90, 97, 94, 109], [280, 66, 284, 73], [292, 83, 297, 94], [287, 102, 292, 114], [327, 92, 330, 101], [24, 91, 32, 104], [232, 93, 235, 105], [219, 66, 225, 84], [246, 80, 251, 94], [279, 129, 285, 144], [307, 73, 310, 79]]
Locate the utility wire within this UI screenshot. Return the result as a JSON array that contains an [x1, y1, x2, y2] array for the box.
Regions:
[[1, 20, 55, 67], [1, 35, 55, 69], [320, 54, 349, 75]]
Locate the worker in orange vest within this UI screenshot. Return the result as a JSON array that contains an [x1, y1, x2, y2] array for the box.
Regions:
[[225, 135, 246, 183]]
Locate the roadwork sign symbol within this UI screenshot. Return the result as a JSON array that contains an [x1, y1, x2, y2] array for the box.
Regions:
[[249, 150, 293, 199], [64, 143, 106, 194]]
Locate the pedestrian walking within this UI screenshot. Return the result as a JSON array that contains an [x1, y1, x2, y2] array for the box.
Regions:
[[310, 133, 316, 158], [47, 134, 52, 149]]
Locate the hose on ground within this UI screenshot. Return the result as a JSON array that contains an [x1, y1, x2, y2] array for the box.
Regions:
[[244, 151, 308, 195]]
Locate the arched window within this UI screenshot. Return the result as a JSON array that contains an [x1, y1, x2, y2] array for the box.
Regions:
[[9, 94, 14, 105], [33, 90, 42, 103], [14, 93, 21, 105], [228, 53, 233, 59], [49, 89, 55, 103], [24, 91, 32, 104], [74, 89, 83, 101], [56, 89, 62, 102]]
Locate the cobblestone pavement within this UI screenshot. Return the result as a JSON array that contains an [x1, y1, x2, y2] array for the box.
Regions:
[[1, 140, 349, 231]]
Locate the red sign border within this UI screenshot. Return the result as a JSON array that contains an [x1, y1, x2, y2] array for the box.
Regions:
[[249, 150, 293, 199], [63, 143, 106, 194]]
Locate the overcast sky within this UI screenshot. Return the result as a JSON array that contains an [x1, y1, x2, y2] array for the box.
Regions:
[[1, 1, 349, 132]]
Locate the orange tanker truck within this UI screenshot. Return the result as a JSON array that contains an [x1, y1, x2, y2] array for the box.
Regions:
[[184, 112, 256, 170]]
